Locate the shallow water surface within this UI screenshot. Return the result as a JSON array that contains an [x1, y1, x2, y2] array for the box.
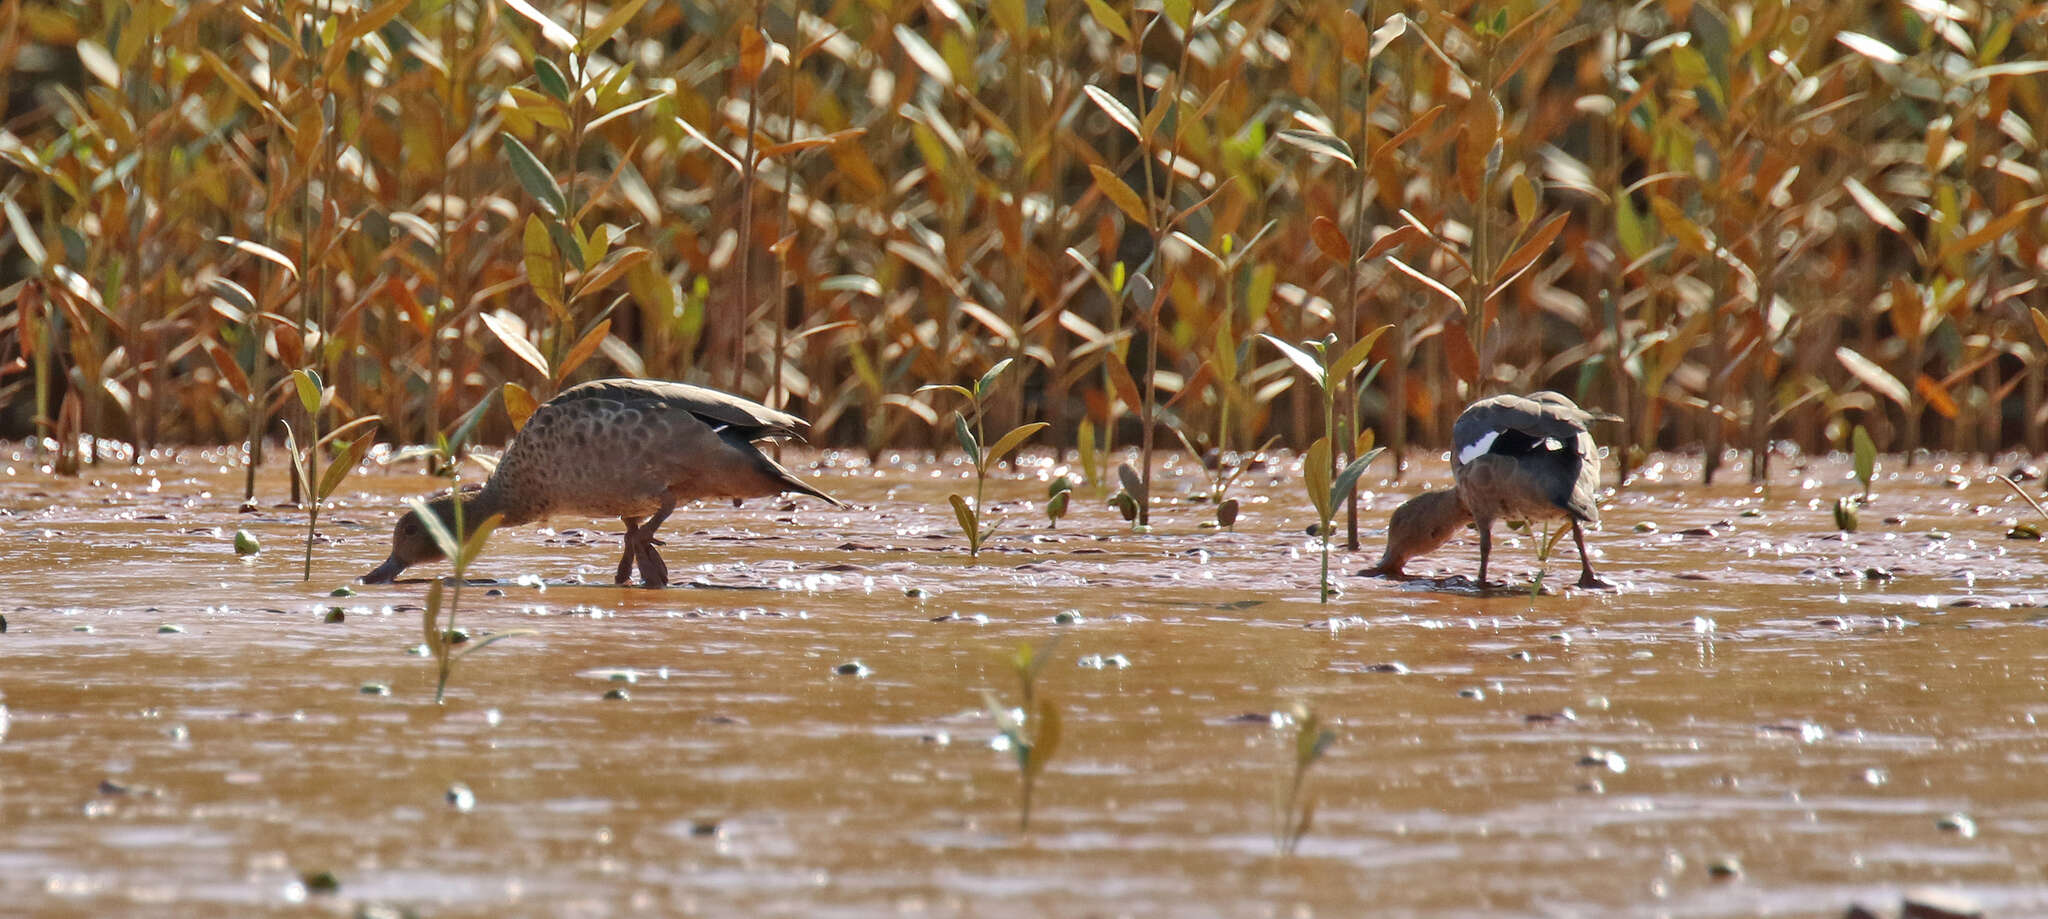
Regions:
[[3, 446, 2046, 918]]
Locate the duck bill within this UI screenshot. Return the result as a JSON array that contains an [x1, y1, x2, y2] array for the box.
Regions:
[[361, 556, 407, 584]]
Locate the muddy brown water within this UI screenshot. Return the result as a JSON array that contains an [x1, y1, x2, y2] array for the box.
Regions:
[[3, 444, 2046, 918]]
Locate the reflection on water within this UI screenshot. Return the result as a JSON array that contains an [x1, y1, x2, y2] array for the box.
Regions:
[[2, 445, 2046, 916]]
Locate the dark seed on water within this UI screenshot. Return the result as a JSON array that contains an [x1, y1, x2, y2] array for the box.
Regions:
[[835, 661, 871, 677], [446, 783, 475, 812], [300, 871, 340, 894], [1707, 857, 1741, 879], [603, 688, 629, 701], [1936, 812, 1977, 837], [324, 609, 345, 624], [360, 683, 390, 696], [329, 586, 355, 598]]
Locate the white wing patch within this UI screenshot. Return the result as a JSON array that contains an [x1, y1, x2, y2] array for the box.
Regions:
[[1456, 430, 1499, 465]]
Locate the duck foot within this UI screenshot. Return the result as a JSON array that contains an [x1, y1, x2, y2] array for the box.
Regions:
[[1356, 564, 1414, 581], [1576, 573, 1616, 590]]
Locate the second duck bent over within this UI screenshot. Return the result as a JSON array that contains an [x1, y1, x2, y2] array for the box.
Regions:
[[1368, 391, 1612, 590]]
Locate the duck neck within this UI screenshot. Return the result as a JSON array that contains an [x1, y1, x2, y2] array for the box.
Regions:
[[469, 477, 541, 528]]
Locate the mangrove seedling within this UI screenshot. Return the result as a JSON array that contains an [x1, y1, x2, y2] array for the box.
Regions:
[[280, 369, 377, 581], [1115, 462, 1149, 531], [1273, 701, 1335, 856], [1851, 424, 1876, 501], [1261, 325, 1391, 549], [2001, 476, 2047, 538], [1833, 496, 1860, 533], [922, 358, 1048, 560], [982, 637, 1063, 833], [1305, 439, 1386, 602], [1172, 427, 1278, 531], [1045, 475, 1073, 529], [1530, 521, 1574, 598], [405, 492, 528, 703]]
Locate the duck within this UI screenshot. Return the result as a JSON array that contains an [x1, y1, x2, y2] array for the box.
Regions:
[[362, 379, 841, 587], [1365, 391, 1611, 589]]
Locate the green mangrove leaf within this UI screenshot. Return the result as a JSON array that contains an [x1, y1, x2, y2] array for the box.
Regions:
[[501, 133, 567, 216], [984, 422, 1048, 469], [1851, 425, 1876, 491]]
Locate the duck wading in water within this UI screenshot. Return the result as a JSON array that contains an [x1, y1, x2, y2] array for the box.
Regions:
[[1366, 391, 1613, 589], [362, 379, 842, 587]]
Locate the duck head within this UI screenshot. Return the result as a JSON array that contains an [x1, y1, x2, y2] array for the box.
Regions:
[[361, 493, 464, 584], [1362, 489, 1472, 578]]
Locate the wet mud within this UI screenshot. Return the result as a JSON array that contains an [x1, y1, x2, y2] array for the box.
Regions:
[[3, 445, 2046, 917]]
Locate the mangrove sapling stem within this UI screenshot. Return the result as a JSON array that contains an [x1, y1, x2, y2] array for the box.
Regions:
[[2001, 476, 2048, 520]]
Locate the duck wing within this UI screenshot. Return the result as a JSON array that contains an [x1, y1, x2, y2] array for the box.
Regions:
[[1453, 392, 1601, 523], [551, 379, 809, 442]]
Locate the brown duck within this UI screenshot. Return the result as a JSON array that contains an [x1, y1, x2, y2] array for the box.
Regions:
[[1367, 391, 1611, 589], [363, 379, 841, 587]]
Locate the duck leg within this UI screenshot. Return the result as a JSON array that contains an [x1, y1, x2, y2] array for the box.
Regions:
[[1475, 519, 1493, 587], [634, 496, 678, 587], [615, 515, 645, 585], [1571, 521, 1614, 589]]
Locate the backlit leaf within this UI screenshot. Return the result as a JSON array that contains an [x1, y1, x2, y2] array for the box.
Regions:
[[1835, 31, 1905, 64], [1835, 346, 1909, 407], [501, 0, 577, 49], [1914, 374, 1959, 419], [503, 382, 539, 431], [481, 310, 551, 379], [1083, 0, 1132, 42], [1310, 216, 1350, 264], [1851, 424, 1875, 488], [1259, 333, 1326, 389], [578, 0, 654, 53], [556, 318, 612, 381], [1084, 85, 1144, 141], [523, 215, 563, 307], [895, 25, 953, 87], [948, 493, 978, 543], [1305, 437, 1332, 520], [1842, 177, 1906, 235], [1275, 129, 1355, 167], [215, 235, 300, 279], [1089, 164, 1150, 226], [984, 422, 1048, 470], [291, 369, 322, 414]]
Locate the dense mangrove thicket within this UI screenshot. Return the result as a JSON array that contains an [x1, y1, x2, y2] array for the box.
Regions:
[[2, 0, 2046, 481]]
